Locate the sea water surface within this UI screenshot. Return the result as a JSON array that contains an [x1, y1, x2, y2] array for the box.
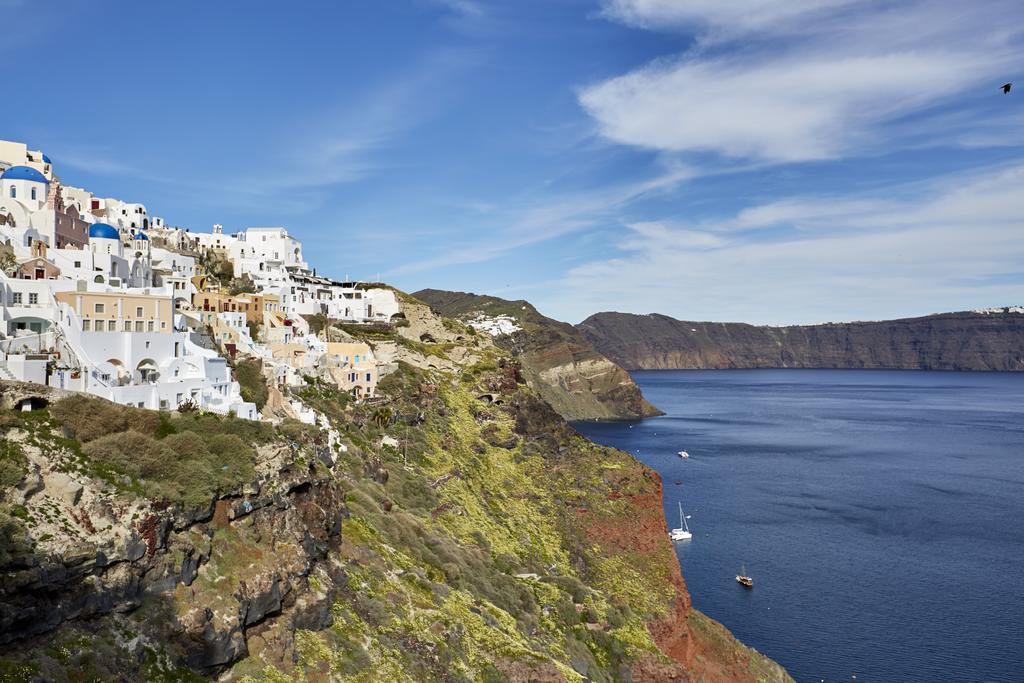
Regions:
[[575, 370, 1024, 683]]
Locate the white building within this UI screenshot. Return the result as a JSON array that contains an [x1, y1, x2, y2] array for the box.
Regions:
[[230, 227, 307, 279], [0, 140, 52, 179], [50, 300, 257, 419], [0, 275, 57, 336]]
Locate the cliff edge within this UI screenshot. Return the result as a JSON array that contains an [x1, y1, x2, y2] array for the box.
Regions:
[[578, 309, 1024, 371], [413, 289, 661, 421]]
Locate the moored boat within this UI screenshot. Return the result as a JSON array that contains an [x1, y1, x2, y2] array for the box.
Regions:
[[669, 501, 692, 541], [736, 564, 753, 588]]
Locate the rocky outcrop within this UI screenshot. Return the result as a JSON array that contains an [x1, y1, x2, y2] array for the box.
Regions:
[[579, 309, 1024, 371], [414, 289, 661, 420]]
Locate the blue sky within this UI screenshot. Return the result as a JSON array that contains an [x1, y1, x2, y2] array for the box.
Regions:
[[3, 0, 1023, 324]]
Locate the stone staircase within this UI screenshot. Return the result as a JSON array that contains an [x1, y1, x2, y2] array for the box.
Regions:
[[0, 362, 18, 382]]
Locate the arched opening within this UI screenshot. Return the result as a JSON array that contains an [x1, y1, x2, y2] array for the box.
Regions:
[[102, 359, 129, 386], [94, 275, 104, 283], [136, 358, 159, 383]]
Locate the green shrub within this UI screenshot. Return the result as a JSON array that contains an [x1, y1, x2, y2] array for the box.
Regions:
[[234, 358, 268, 409], [306, 313, 329, 335], [81, 428, 257, 510], [277, 418, 322, 444], [0, 510, 30, 567], [0, 439, 27, 490], [83, 431, 173, 481], [51, 395, 161, 442], [168, 411, 275, 444], [154, 413, 177, 439]]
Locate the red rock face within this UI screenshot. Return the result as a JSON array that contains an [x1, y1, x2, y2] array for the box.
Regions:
[[577, 464, 694, 680], [578, 462, 792, 683]]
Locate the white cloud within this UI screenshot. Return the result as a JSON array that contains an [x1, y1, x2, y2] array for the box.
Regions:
[[385, 163, 694, 276], [600, 0, 854, 36], [583, 1, 1023, 163], [430, 0, 483, 18], [538, 164, 1024, 324]]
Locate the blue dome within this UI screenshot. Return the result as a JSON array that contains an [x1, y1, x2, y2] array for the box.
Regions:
[[42, 155, 52, 165], [135, 232, 149, 241], [1, 165, 48, 184], [89, 223, 120, 240]]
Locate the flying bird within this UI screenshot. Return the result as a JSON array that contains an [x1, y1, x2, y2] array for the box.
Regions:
[[1002, 83, 1012, 94]]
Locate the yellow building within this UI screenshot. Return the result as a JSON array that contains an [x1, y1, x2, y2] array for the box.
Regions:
[[55, 289, 173, 333]]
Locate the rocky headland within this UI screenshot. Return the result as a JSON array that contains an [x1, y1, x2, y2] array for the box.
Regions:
[[413, 289, 661, 421]]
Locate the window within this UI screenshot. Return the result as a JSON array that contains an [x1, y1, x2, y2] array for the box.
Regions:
[[82, 319, 91, 331], [148, 321, 154, 332], [145, 341, 151, 348], [124, 321, 132, 331], [9, 187, 14, 199], [366, 373, 371, 382], [74, 261, 81, 268], [30, 187, 37, 200], [95, 303, 105, 313], [135, 321, 144, 332], [11, 292, 22, 305], [136, 306, 143, 317], [28, 293, 38, 305], [160, 400, 168, 410], [108, 320, 116, 331]]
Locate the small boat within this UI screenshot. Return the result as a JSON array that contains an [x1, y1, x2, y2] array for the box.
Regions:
[[677, 450, 690, 459], [669, 501, 692, 541], [736, 564, 753, 588]]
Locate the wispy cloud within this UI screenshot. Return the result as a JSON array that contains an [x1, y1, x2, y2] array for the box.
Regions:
[[539, 163, 1024, 324], [582, 0, 1023, 163], [429, 0, 484, 18], [599, 0, 855, 37], [57, 145, 142, 178], [385, 162, 694, 276]]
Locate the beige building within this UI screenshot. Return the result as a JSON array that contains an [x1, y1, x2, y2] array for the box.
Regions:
[[325, 341, 378, 398], [55, 289, 174, 333], [193, 290, 281, 325]]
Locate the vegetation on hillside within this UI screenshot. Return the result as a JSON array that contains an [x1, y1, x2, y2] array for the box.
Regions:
[[233, 358, 269, 409]]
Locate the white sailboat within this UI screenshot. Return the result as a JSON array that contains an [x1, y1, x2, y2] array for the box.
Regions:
[[677, 450, 690, 459], [669, 501, 692, 541]]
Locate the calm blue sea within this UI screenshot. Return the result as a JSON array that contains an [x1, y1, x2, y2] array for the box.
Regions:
[[575, 370, 1024, 683]]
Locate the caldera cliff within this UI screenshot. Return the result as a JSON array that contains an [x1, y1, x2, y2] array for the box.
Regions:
[[579, 309, 1024, 371]]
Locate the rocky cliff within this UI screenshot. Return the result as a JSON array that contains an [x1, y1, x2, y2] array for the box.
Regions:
[[0, 298, 789, 682], [413, 289, 661, 421], [578, 309, 1024, 371]]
